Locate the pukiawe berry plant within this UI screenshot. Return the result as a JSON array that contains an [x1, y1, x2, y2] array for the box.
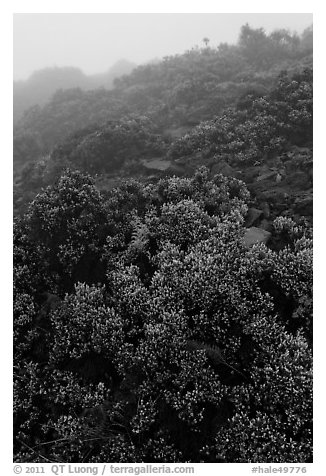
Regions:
[[14, 168, 312, 463]]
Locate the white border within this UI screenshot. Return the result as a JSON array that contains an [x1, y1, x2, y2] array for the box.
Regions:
[[2, 3, 323, 474]]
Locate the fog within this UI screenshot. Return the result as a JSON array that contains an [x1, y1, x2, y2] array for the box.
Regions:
[[14, 13, 312, 81]]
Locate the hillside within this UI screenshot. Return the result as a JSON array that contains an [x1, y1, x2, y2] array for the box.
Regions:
[[14, 25, 313, 225], [13, 24, 312, 164], [14, 23, 313, 464], [13, 59, 136, 123]]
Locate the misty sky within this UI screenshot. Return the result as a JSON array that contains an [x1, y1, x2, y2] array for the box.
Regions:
[[13, 13, 312, 81]]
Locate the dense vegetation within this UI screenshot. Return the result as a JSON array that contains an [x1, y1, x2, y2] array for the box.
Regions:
[[14, 169, 312, 462], [14, 24, 313, 463], [13, 25, 312, 169]]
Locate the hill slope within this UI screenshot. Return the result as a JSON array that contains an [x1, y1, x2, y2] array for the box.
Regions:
[[13, 24, 313, 223], [13, 60, 136, 122], [13, 22, 313, 464]]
